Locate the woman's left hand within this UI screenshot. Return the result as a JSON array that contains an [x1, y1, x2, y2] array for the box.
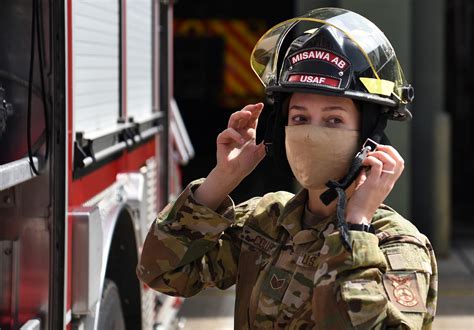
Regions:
[[345, 144, 404, 225]]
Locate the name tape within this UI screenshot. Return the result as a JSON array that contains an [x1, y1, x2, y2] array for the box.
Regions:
[[240, 226, 280, 255]]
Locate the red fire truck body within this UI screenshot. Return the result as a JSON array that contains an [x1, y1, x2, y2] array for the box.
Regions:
[[0, 0, 192, 329]]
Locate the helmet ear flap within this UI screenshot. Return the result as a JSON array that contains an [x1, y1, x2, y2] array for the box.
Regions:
[[263, 109, 276, 157], [266, 94, 294, 178], [359, 102, 392, 146]]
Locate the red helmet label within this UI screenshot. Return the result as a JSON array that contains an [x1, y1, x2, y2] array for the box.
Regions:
[[290, 49, 349, 70], [289, 74, 341, 88]]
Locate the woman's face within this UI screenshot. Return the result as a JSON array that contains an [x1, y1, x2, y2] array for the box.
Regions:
[[287, 93, 360, 130]]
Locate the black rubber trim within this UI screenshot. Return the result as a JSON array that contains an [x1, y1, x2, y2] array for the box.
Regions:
[[50, 0, 66, 328]]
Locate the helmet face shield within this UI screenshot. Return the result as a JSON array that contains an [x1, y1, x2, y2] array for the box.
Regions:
[[250, 8, 412, 116]]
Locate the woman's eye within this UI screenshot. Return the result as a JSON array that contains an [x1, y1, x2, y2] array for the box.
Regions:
[[326, 117, 344, 126], [290, 115, 308, 124]]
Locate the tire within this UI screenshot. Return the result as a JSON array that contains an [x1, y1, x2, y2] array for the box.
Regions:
[[97, 279, 126, 330]]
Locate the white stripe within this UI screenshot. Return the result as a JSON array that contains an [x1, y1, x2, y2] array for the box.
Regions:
[[65, 309, 72, 325], [64, 1, 71, 328]]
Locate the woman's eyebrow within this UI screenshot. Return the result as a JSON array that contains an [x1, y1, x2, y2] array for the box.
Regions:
[[289, 105, 348, 112], [289, 105, 308, 111], [322, 106, 347, 112]]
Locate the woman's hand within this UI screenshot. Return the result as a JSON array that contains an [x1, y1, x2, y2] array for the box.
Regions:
[[345, 144, 404, 224], [215, 103, 266, 180], [194, 103, 266, 210]]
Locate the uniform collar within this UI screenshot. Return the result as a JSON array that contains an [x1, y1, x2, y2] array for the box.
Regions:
[[278, 189, 336, 242]]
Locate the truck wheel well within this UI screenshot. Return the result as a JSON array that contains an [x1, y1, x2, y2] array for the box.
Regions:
[[105, 209, 142, 329]]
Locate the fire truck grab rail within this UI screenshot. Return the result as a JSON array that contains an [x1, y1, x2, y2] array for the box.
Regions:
[[81, 126, 161, 168], [0, 157, 39, 191], [73, 112, 164, 176]]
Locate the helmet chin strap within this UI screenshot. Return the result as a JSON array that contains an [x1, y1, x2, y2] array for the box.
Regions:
[[320, 112, 389, 251]]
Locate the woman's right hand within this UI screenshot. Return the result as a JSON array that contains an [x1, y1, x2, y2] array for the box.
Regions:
[[194, 103, 266, 210], [215, 103, 266, 181]]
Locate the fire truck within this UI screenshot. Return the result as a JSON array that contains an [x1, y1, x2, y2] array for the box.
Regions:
[[0, 0, 193, 329]]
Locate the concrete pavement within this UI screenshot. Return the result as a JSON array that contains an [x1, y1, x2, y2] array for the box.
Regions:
[[434, 240, 474, 329]]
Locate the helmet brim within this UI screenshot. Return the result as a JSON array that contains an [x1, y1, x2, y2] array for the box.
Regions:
[[265, 85, 412, 121]]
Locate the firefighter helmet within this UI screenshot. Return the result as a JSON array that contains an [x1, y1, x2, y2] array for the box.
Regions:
[[251, 7, 414, 120]]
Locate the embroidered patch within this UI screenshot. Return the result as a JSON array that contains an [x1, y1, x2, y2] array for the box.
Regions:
[[261, 266, 292, 302], [296, 253, 319, 268], [239, 226, 280, 255], [289, 49, 349, 70], [288, 74, 341, 88], [382, 272, 427, 313], [270, 273, 286, 290]]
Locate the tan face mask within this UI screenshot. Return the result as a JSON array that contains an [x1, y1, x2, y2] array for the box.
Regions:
[[285, 125, 359, 190]]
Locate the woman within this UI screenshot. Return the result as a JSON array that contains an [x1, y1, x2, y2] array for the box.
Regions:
[[137, 8, 437, 329]]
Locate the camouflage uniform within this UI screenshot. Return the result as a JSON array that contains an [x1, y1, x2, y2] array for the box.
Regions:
[[137, 179, 438, 329]]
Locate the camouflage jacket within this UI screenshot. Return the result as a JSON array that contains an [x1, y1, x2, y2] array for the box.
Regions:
[[137, 179, 438, 329]]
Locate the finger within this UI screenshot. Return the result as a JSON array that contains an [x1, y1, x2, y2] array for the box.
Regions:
[[228, 110, 252, 129], [231, 103, 264, 130], [229, 111, 251, 129], [255, 142, 267, 161], [239, 139, 265, 156], [240, 126, 256, 140], [243, 103, 264, 116], [217, 127, 244, 145], [246, 142, 267, 168], [367, 150, 397, 173], [362, 155, 384, 180], [355, 169, 367, 190], [375, 144, 404, 168], [370, 148, 404, 178], [247, 103, 264, 129]]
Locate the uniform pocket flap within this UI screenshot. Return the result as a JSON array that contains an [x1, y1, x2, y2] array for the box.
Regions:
[[340, 280, 387, 327]]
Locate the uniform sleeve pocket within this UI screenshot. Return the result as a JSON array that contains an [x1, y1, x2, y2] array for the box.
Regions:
[[340, 280, 388, 327]]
